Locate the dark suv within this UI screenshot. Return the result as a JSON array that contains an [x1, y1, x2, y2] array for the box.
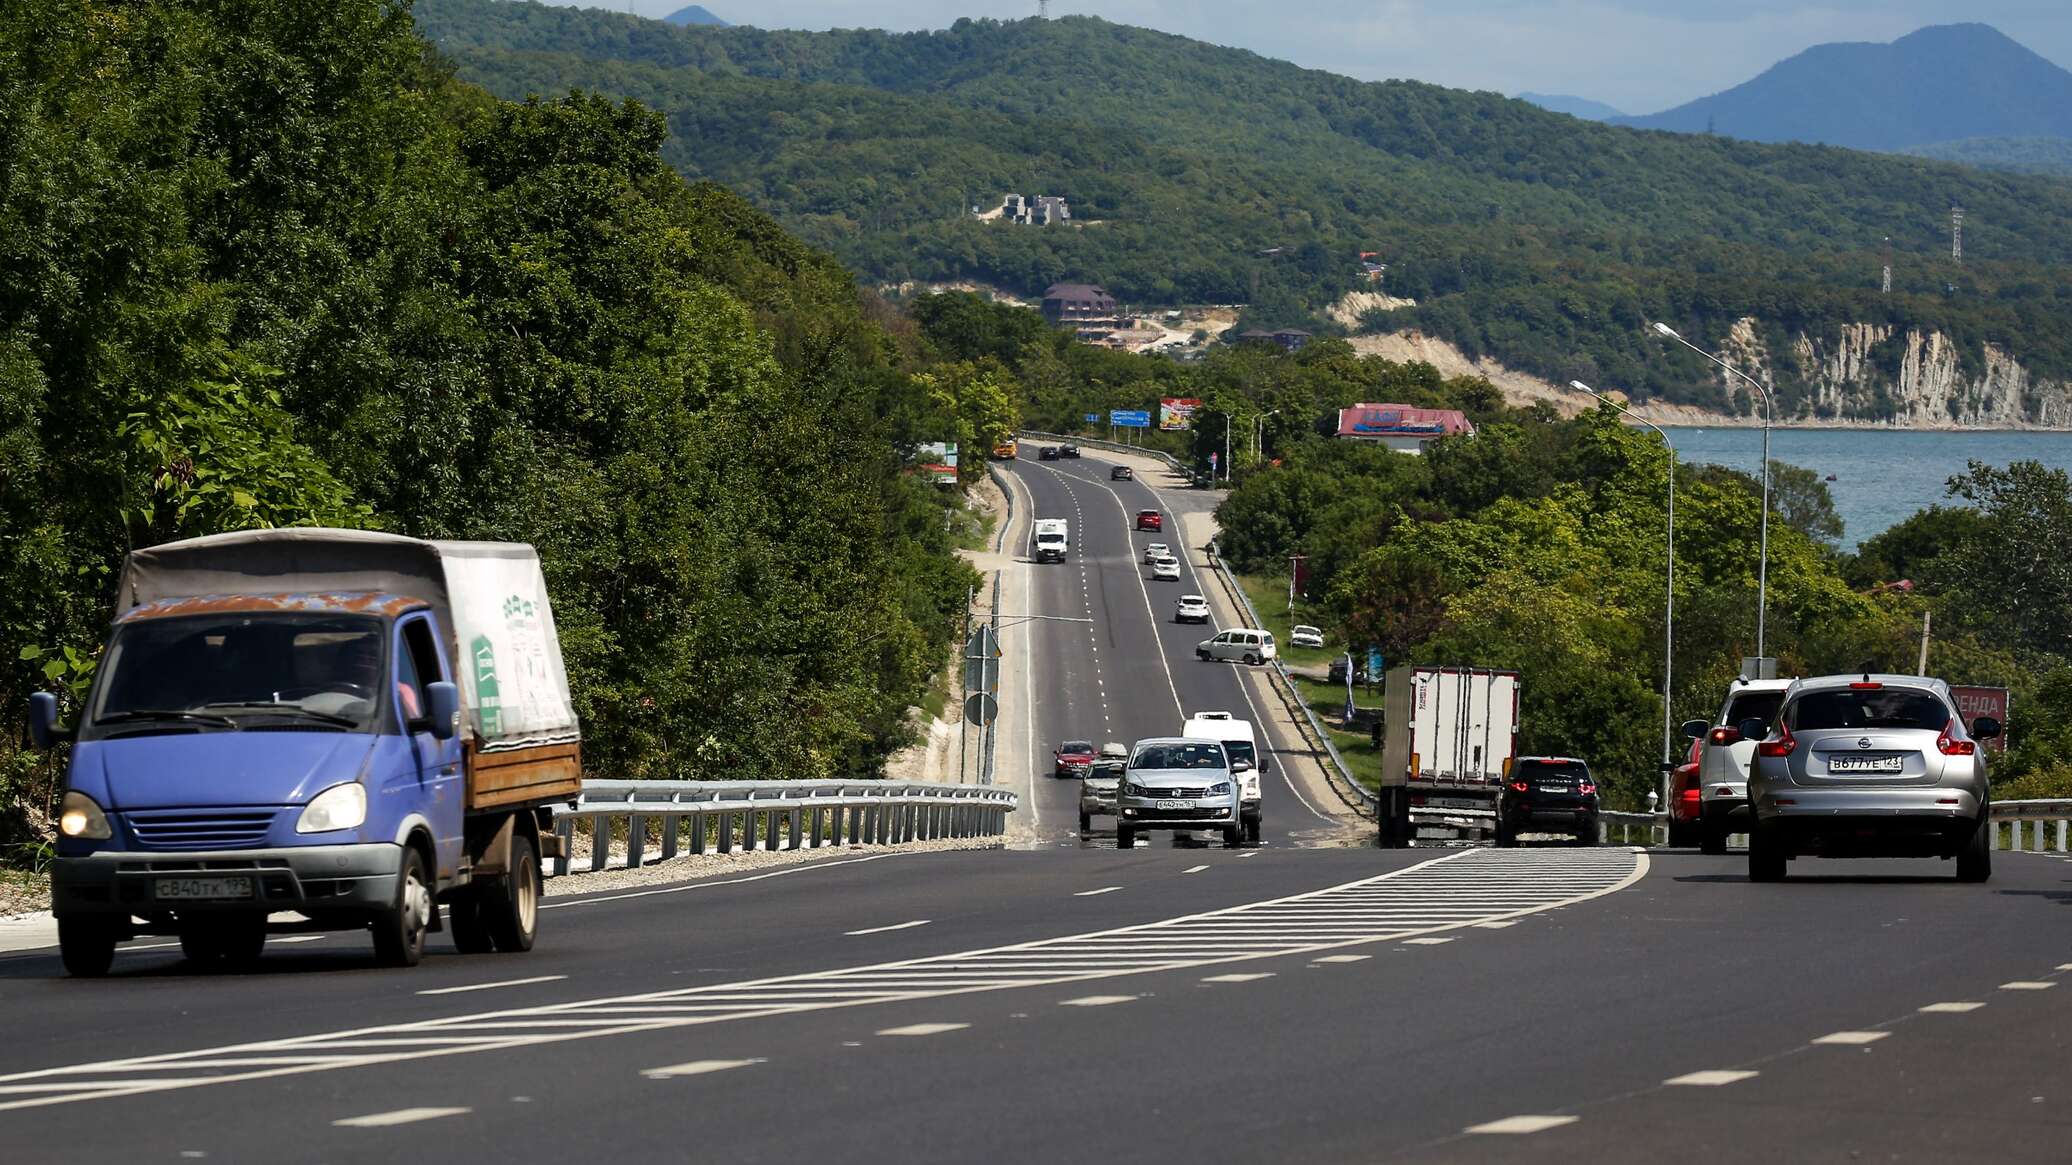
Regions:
[[1496, 757, 1599, 847], [1111, 465, 1133, 481]]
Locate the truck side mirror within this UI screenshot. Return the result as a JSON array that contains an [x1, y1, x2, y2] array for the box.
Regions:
[[425, 681, 460, 742], [28, 692, 63, 750], [1679, 719, 1710, 741], [1971, 716, 2002, 740]]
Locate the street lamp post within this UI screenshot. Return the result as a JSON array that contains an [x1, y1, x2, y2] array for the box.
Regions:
[[1224, 413, 1232, 482], [1651, 322, 1773, 662], [1254, 409, 1279, 467], [1569, 381, 1677, 806]]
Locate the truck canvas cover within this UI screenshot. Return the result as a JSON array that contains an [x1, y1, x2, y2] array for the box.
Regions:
[[118, 528, 579, 754]]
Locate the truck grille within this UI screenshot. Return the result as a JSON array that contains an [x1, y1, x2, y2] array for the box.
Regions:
[[126, 810, 277, 850]]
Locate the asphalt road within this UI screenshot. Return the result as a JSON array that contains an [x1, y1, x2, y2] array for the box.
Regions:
[[4, 449, 2069, 1162]]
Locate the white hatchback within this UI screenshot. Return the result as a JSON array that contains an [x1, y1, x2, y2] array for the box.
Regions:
[[1150, 555, 1182, 581]]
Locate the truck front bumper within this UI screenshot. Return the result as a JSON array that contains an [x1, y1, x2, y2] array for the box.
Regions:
[[52, 843, 404, 919]]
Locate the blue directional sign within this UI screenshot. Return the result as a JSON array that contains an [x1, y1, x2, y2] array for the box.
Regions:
[[1084, 413, 1101, 423], [1110, 409, 1152, 428]]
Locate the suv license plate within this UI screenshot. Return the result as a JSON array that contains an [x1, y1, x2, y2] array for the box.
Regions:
[[154, 876, 254, 901], [1156, 799, 1191, 810], [1828, 755, 1904, 774]]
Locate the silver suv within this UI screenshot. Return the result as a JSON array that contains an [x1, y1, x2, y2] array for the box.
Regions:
[[1744, 674, 2000, 883], [1115, 737, 1246, 849]]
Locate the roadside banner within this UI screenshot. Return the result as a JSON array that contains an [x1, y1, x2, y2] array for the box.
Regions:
[[1159, 397, 1203, 431], [1110, 409, 1151, 428], [1951, 685, 2010, 751], [916, 440, 958, 468]]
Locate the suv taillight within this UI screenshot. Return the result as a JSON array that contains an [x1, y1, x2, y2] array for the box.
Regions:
[[1937, 719, 1976, 756], [1756, 723, 1797, 758], [1509, 780, 1529, 793], [1578, 782, 1596, 795], [1707, 727, 1740, 746]]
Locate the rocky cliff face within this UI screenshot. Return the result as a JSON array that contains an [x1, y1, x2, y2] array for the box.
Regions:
[[1717, 317, 2072, 428]]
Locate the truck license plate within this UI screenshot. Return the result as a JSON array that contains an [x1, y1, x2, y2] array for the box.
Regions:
[[154, 876, 254, 901], [1156, 799, 1190, 810], [1828, 755, 1903, 774]]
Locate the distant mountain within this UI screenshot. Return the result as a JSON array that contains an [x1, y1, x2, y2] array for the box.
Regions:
[[1900, 136, 2072, 177], [662, 5, 727, 25], [1514, 92, 1624, 122], [1615, 25, 2072, 152]]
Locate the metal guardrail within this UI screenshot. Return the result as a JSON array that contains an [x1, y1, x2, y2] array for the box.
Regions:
[[1019, 430, 1190, 476], [551, 781, 1020, 876], [1599, 800, 2072, 851]]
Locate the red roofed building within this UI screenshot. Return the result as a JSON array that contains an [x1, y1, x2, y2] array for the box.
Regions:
[[1334, 403, 1474, 454]]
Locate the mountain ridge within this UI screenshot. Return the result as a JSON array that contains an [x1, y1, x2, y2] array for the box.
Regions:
[[1515, 92, 1624, 122]]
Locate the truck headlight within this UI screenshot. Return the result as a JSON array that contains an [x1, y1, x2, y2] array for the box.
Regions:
[[296, 782, 367, 834], [58, 791, 113, 840]]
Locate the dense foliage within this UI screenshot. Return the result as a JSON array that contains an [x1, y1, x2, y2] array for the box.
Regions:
[[1, 0, 986, 847], [414, 2, 2072, 417]]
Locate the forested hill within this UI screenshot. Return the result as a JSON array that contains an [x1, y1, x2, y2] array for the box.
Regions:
[[418, 1, 2072, 414]]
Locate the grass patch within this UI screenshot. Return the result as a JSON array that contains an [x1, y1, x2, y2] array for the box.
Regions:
[[949, 500, 998, 552], [1233, 573, 1340, 668]]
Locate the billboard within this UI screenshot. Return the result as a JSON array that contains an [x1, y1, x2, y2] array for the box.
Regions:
[[1950, 685, 2010, 752], [1110, 409, 1152, 428], [915, 441, 958, 469], [1159, 397, 1203, 431]]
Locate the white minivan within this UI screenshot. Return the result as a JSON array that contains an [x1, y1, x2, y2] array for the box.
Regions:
[[1196, 628, 1276, 665]]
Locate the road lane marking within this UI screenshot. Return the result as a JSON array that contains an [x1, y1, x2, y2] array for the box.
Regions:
[[2057, 963, 2072, 972], [1201, 973, 1274, 983], [417, 976, 568, 996], [1238, 851, 1260, 858], [1402, 937, 1455, 946], [1812, 1031, 1889, 1045], [877, 1023, 968, 1037], [1311, 955, 1370, 964], [0, 848, 1646, 1113], [1918, 1002, 1985, 1013], [1466, 1115, 1578, 1135], [1183, 865, 1210, 873], [845, 920, 932, 936], [1060, 995, 1136, 1006], [2000, 981, 2056, 990], [641, 1058, 764, 1079], [1666, 1070, 1758, 1086], [333, 1107, 471, 1128], [1076, 886, 1122, 896], [1472, 920, 1519, 929]]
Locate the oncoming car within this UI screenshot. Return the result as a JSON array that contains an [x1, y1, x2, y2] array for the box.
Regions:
[[1078, 742, 1129, 833], [1110, 465, 1134, 481], [1745, 674, 1999, 883], [1174, 595, 1211, 624], [1115, 738, 1245, 849], [1038, 445, 1059, 461], [1150, 556, 1182, 581], [1289, 625, 1325, 649], [1052, 739, 1096, 779]]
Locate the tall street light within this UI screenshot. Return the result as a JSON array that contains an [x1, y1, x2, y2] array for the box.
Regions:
[[1570, 381, 1677, 806], [1651, 322, 1773, 663], [1254, 408, 1279, 467]]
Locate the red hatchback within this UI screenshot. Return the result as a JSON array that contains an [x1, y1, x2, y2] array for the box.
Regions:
[[1053, 739, 1097, 779], [1135, 509, 1163, 531], [1667, 736, 1703, 847]]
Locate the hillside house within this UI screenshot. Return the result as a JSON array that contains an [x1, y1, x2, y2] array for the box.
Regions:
[[995, 193, 1072, 225], [1334, 403, 1474, 454], [1042, 282, 1121, 335]]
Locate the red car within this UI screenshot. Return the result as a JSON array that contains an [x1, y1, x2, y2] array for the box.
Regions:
[[1667, 735, 1703, 847], [1053, 739, 1096, 779], [1135, 509, 1163, 532]]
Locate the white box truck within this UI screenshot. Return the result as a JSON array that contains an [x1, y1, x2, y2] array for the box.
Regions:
[[1033, 518, 1069, 563], [1377, 666, 1520, 846], [1184, 711, 1262, 843]]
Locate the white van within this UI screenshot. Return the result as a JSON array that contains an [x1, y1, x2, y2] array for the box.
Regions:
[[1196, 628, 1275, 665], [1185, 712, 1263, 843], [1032, 518, 1069, 563]]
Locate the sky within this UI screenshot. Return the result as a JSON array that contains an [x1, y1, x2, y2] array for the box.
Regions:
[[604, 0, 2072, 114]]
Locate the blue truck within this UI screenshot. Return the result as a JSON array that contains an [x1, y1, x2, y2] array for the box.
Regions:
[[29, 529, 582, 976]]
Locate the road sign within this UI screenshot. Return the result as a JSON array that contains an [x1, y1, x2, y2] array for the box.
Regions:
[[1084, 413, 1100, 423], [963, 626, 1001, 695], [1110, 409, 1151, 428], [1367, 647, 1384, 680], [963, 692, 999, 727]]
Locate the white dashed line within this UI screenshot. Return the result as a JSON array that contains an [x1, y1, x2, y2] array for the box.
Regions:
[[1472, 920, 1519, 929], [1201, 972, 1274, 983], [1060, 995, 1136, 1007], [877, 1023, 969, 1037], [641, 1058, 764, 1080], [334, 1108, 471, 1128], [1311, 954, 1371, 964], [1075, 886, 1123, 896], [1812, 1031, 1889, 1045], [1918, 1002, 1985, 1013], [417, 975, 568, 996], [2000, 981, 2056, 991], [1665, 1070, 1758, 1086], [1466, 1115, 1578, 1135], [1402, 937, 1455, 946], [1182, 864, 1210, 874], [845, 920, 932, 936]]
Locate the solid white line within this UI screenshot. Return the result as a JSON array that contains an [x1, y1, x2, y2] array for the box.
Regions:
[[1665, 1070, 1758, 1086], [1075, 886, 1122, 897], [1183, 865, 1210, 874], [1812, 1031, 1889, 1045], [334, 1107, 471, 1128], [641, 1058, 764, 1079], [2000, 981, 2056, 990], [1918, 1002, 1986, 1013], [1466, 1114, 1577, 1135], [1059, 995, 1136, 1007], [542, 853, 902, 910], [1201, 972, 1274, 983], [877, 1023, 968, 1037], [845, 920, 932, 937], [417, 975, 568, 997]]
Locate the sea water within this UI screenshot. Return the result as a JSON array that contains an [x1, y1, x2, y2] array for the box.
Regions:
[[1663, 428, 2072, 549]]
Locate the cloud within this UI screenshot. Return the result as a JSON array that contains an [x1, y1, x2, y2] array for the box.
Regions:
[[618, 1, 2072, 113]]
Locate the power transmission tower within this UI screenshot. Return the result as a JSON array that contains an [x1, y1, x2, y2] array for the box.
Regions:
[[1881, 236, 1892, 294], [1950, 204, 1964, 265], [1038, 0, 1050, 17]]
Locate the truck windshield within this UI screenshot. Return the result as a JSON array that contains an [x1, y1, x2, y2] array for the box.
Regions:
[[86, 613, 386, 737]]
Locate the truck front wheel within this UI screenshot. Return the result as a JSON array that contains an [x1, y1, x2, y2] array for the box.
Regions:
[[372, 847, 432, 967], [483, 834, 540, 953], [58, 917, 119, 978]]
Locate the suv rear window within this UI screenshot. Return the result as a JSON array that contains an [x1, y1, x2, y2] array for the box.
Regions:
[[1515, 759, 1590, 780], [1722, 691, 1784, 733], [1788, 688, 1950, 731]]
